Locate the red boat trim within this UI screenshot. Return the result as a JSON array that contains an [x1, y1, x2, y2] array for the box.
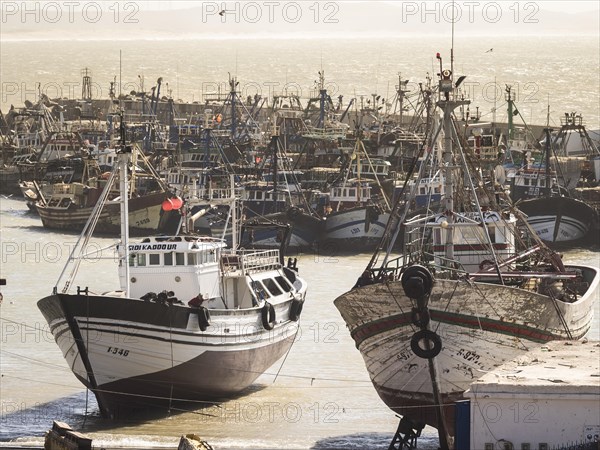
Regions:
[[432, 243, 509, 252], [350, 309, 558, 347]]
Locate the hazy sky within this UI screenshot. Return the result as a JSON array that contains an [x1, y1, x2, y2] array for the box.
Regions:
[[1, 1, 598, 37], [134, 1, 600, 13]]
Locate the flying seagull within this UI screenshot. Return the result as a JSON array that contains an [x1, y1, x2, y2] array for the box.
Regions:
[[485, 48, 493, 53], [219, 10, 226, 16]]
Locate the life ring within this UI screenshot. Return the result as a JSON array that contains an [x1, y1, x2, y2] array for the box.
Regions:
[[197, 306, 211, 332], [289, 299, 304, 322], [326, 173, 336, 184], [261, 302, 276, 330], [401, 265, 434, 299], [411, 307, 430, 328], [410, 329, 442, 359]]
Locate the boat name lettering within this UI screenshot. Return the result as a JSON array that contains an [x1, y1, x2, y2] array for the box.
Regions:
[[107, 346, 129, 357], [456, 348, 481, 363], [128, 244, 178, 251]]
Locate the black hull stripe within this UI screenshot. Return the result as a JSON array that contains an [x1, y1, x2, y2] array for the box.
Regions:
[[77, 325, 293, 348]]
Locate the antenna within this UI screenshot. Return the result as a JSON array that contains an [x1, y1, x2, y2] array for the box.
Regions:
[[320, 48, 323, 74], [450, 0, 455, 83], [119, 50, 122, 98]]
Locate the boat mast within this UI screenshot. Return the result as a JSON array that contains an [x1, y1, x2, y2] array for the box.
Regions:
[[506, 85, 514, 142], [437, 54, 468, 267], [117, 112, 131, 297], [435, 52, 468, 450], [229, 74, 237, 139], [544, 128, 552, 198], [318, 71, 326, 129]]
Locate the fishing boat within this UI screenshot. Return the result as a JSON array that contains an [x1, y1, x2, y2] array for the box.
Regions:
[[321, 135, 391, 252], [33, 148, 176, 235], [511, 129, 597, 245], [333, 59, 598, 447], [37, 118, 308, 418]]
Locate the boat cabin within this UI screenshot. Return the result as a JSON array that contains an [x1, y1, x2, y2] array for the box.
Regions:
[[328, 180, 372, 210], [120, 236, 296, 310], [404, 210, 517, 274], [122, 236, 226, 306]]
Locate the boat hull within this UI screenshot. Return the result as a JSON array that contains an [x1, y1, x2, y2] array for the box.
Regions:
[[323, 207, 389, 252], [38, 292, 300, 417], [242, 209, 324, 251], [333, 265, 598, 431], [517, 196, 597, 244], [35, 191, 174, 235]]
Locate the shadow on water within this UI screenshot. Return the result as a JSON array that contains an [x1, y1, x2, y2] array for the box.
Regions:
[[0, 384, 270, 442], [311, 432, 439, 450]]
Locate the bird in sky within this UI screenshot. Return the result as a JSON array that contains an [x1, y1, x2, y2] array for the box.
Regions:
[[485, 48, 494, 53]]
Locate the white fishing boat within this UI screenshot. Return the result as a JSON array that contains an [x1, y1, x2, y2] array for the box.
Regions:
[[322, 135, 391, 251], [333, 60, 598, 448], [37, 116, 308, 418]]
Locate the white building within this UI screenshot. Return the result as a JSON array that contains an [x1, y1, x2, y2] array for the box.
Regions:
[[465, 340, 600, 450]]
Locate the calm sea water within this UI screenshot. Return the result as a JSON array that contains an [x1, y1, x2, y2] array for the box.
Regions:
[[0, 35, 599, 448], [0, 36, 599, 128]]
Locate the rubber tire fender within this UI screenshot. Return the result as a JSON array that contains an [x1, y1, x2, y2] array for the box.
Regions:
[[261, 302, 276, 330], [289, 299, 304, 322], [197, 306, 211, 332], [410, 329, 442, 359]]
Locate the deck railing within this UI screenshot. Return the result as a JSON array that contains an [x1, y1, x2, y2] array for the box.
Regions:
[[221, 249, 281, 274]]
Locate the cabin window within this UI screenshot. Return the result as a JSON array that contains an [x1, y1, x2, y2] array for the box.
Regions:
[[188, 253, 197, 265], [176, 253, 185, 265], [263, 278, 283, 296], [164, 253, 174, 266], [434, 186, 440, 194], [208, 251, 216, 263], [256, 191, 263, 200], [487, 226, 496, 243], [137, 254, 146, 266], [420, 187, 426, 195], [149, 254, 160, 265], [275, 275, 293, 292], [349, 188, 356, 197], [128, 254, 136, 267]]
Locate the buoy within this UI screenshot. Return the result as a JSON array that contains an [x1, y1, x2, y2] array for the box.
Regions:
[[162, 198, 174, 211], [171, 196, 183, 210]]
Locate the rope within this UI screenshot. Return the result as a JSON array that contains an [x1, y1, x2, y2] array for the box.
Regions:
[[272, 322, 301, 384]]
